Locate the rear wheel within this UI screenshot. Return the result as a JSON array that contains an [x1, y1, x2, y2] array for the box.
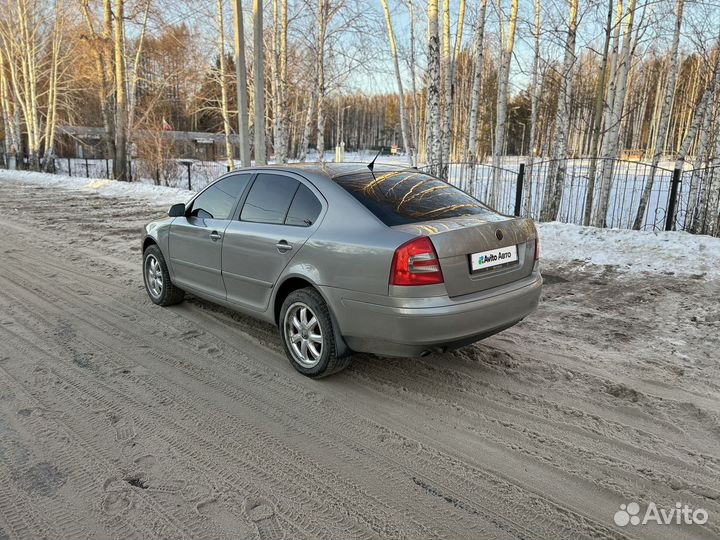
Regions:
[[279, 288, 351, 378], [143, 245, 184, 306]]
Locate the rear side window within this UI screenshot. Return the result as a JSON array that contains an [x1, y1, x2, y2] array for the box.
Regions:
[[285, 185, 322, 226], [333, 171, 493, 226], [241, 173, 299, 224], [190, 174, 251, 219]]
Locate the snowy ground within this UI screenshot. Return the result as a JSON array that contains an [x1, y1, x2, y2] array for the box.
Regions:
[[0, 170, 718, 539]]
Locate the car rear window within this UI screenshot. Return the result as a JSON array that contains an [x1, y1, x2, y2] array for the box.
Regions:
[[333, 170, 493, 226]]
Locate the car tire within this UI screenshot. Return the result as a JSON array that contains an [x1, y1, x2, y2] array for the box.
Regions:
[[279, 288, 351, 378], [143, 244, 184, 306]]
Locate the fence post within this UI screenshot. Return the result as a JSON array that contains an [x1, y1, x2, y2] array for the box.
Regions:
[[85, 157, 90, 178], [128, 159, 132, 182], [105, 159, 110, 179], [186, 162, 192, 191], [156, 167, 160, 185], [514, 163, 525, 217], [665, 167, 682, 231]]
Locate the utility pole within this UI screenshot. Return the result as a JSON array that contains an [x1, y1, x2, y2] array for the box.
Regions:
[[253, 0, 267, 164], [232, 0, 252, 166]]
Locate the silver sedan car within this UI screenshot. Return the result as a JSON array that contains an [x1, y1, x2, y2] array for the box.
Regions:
[[142, 163, 542, 377]]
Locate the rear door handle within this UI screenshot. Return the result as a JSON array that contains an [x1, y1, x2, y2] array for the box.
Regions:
[[210, 231, 222, 241], [275, 240, 293, 253]]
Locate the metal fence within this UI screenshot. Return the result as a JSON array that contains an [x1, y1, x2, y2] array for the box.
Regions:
[[1, 151, 718, 235], [422, 159, 720, 235]]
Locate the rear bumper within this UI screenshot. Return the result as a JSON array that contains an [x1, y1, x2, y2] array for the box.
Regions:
[[322, 270, 542, 357]]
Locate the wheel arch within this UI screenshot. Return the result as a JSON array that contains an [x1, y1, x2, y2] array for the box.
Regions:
[[273, 275, 351, 358]]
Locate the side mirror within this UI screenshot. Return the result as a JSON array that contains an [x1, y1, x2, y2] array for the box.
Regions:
[[168, 203, 186, 217]]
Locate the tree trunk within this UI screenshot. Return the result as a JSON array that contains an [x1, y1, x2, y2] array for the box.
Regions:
[[380, 0, 413, 166], [523, 0, 541, 215], [113, 0, 128, 180], [217, 0, 234, 169], [253, 0, 266, 164], [465, 0, 488, 196], [633, 0, 684, 230], [232, 0, 252, 166], [593, 0, 636, 228], [315, 0, 328, 162], [541, 0, 579, 221], [583, 0, 614, 225], [408, 0, 420, 165], [425, 0, 442, 176], [489, 0, 519, 207]]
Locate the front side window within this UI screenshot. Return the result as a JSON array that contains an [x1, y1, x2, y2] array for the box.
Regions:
[[333, 170, 493, 226], [241, 174, 299, 224], [285, 184, 322, 226], [190, 174, 251, 220]]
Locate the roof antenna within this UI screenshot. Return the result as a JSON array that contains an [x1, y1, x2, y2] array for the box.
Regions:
[[367, 147, 382, 180]]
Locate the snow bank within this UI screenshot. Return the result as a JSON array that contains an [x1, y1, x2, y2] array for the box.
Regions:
[[0, 169, 192, 206], [2, 168, 719, 279], [538, 222, 720, 279]]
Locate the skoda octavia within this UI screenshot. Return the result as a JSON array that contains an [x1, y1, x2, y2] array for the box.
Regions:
[[142, 164, 542, 377]]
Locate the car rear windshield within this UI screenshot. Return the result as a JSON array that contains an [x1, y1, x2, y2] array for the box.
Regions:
[[333, 170, 494, 226]]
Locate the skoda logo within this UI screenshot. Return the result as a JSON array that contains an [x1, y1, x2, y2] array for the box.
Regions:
[[495, 229, 503, 241]]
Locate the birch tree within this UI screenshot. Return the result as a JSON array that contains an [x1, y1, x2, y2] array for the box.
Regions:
[[0, 36, 21, 163], [114, 0, 128, 180], [425, 0, 442, 176], [593, 0, 637, 228], [407, 0, 420, 164], [465, 0, 488, 195], [232, 0, 251, 166], [583, 0, 614, 225], [380, 0, 413, 166], [315, 0, 329, 162], [489, 0, 519, 206], [523, 0, 541, 214], [633, 0, 685, 230], [253, 0, 267, 164], [217, 0, 234, 169], [541, 0, 579, 221]]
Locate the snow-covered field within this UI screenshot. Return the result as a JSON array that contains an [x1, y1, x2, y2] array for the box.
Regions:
[[0, 169, 718, 539]]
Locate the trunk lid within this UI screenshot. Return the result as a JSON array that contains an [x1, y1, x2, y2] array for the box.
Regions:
[[392, 215, 537, 297]]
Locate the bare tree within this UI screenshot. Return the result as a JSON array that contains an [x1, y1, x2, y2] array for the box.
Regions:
[[232, 0, 252, 166], [489, 0, 519, 207], [114, 0, 128, 180], [380, 0, 413, 166], [633, 0, 685, 229], [217, 0, 234, 168], [583, 0, 614, 225], [426, 0, 442, 176], [465, 0, 488, 194], [541, 0, 579, 221], [253, 0, 266, 164], [593, 0, 637, 228], [523, 0, 541, 214]]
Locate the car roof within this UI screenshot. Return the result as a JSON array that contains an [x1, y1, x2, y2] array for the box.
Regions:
[[231, 162, 417, 180]]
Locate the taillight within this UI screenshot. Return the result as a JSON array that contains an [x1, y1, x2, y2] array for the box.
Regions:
[[390, 236, 444, 286], [534, 236, 541, 261]]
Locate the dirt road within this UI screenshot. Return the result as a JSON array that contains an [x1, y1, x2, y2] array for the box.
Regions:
[[0, 180, 718, 540]]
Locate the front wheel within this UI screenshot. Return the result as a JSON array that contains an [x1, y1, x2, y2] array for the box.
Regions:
[[143, 245, 184, 306], [279, 288, 351, 378]]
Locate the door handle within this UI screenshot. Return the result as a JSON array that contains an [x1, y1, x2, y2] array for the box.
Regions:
[[275, 240, 293, 253], [210, 231, 222, 241]]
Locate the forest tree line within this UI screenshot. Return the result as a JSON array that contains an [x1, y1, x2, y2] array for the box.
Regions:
[[1, 0, 720, 229]]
